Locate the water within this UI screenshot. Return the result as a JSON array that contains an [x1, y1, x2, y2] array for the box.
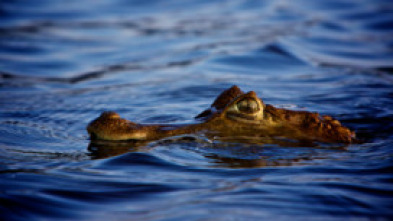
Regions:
[[1, 0, 392, 220]]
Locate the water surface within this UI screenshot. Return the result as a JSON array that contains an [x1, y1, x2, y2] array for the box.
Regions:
[[1, 0, 393, 220]]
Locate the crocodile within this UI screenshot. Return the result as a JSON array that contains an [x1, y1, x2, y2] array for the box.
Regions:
[[87, 85, 355, 144]]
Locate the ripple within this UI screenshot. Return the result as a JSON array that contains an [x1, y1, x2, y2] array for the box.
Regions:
[[97, 152, 183, 170]]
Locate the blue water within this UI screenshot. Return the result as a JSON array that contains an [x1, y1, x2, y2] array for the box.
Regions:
[[1, 0, 393, 220]]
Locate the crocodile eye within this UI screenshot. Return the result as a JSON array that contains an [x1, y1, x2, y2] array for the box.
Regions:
[[237, 98, 260, 114]]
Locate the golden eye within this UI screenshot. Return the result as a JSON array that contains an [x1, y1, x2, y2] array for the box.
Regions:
[[237, 98, 259, 114]]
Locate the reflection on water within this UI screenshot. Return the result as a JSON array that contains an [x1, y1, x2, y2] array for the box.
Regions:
[[88, 135, 349, 168], [1, 0, 393, 220]]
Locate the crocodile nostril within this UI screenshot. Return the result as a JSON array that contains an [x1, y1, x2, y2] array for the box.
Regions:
[[100, 111, 120, 119]]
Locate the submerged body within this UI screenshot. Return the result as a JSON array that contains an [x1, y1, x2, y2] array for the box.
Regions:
[[87, 86, 355, 144]]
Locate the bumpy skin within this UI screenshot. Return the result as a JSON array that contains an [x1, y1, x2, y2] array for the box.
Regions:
[[87, 85, 355, 144]]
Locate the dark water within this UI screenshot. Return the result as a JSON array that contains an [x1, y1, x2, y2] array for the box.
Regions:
[[1, 0, 393, 220]]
